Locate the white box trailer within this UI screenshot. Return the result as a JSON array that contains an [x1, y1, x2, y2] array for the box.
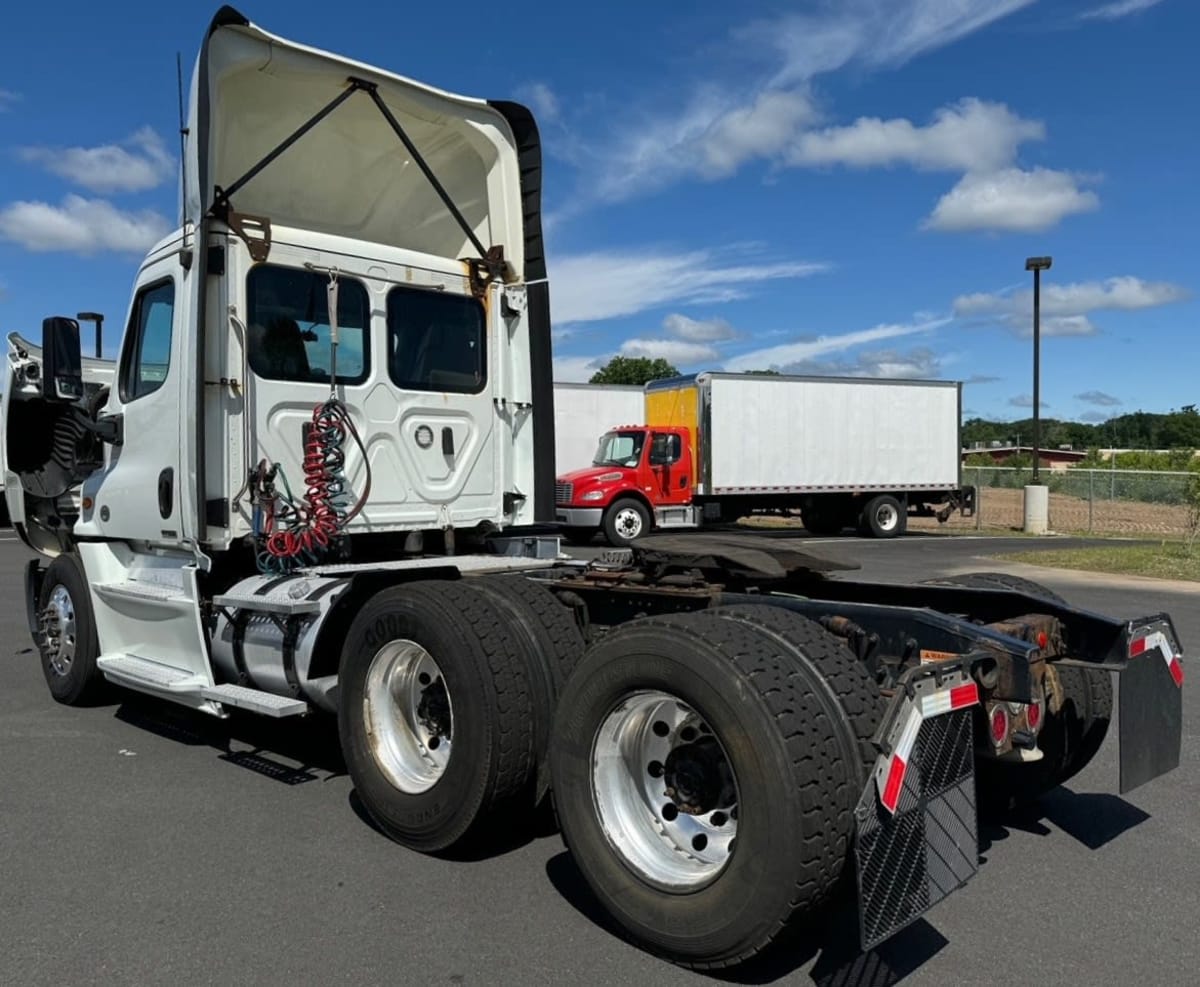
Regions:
[[553, 381, 644, 473], [697, 373, 962, 493]]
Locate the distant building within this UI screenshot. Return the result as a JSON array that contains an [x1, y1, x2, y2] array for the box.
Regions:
[[962, 442, 1088, 471]]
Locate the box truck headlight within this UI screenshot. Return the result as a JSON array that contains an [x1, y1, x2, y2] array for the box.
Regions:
[[582, 490, 606, 501]]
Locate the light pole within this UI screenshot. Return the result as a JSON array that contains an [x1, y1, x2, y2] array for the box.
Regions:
[[1024, 256, 1052, 482]]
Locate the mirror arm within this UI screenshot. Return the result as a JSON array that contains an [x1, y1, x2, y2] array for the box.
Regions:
[[74, 409, 124, 447]]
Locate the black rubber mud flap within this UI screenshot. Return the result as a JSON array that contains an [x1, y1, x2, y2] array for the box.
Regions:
[[1118, 616, 1184, 795], [854, 707, 978, 951]]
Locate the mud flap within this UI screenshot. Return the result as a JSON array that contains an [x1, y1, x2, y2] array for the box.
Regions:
[[855, 707, 978, 950], [1118, 616, 1184, 795], [854, 663, 981, 951]]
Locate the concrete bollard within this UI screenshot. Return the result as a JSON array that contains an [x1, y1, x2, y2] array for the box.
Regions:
[[1023, 484, 1049, 534]]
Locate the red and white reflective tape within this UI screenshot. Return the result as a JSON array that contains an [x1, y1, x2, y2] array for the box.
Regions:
[[1130, 630, 1184, 688], [876, 680, 979, 815]]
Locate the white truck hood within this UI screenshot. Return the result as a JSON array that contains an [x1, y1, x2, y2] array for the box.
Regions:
[[184, 5, 527, 270]]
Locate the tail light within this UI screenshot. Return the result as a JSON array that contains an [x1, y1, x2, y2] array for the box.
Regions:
[[1026, 695, 1043, 732], [989, 705, 1009, 747]]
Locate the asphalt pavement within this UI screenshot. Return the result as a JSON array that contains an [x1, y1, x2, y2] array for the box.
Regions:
[[1, 527, 1196, 986]]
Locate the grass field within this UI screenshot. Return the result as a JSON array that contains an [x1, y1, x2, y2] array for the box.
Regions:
[[1002, 543, 1200, 583]]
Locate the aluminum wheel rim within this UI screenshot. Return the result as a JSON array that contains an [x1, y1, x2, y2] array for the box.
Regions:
[[592, 690, 739, 890], [614, 507, 644, 540], [875, 502, 898, 531], [41, 584, 77, 677], [364, 640, 453, 794]]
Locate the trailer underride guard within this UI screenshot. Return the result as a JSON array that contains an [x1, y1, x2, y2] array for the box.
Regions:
[[2, 6, 1184, 970]]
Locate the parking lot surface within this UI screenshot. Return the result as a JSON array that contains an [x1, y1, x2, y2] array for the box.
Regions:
[[1, 528, 1195, 985]]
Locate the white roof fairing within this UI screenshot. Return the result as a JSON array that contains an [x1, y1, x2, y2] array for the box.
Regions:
[[183, 7, 526, 273]]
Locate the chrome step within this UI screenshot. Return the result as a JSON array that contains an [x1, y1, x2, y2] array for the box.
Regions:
[[201, 684, 308, 718], [97, 653, 203, 691], [211, 591, 321, 616], [95, 580, 190, 605]]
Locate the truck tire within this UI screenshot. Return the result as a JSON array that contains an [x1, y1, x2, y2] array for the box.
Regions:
[[603, 498, 650, 546], [858, 494, 906, 538], [549, 611, 854, 969], [921, 571, 1113, 812], [707, 605, 885, 779], [468, 574, 586, 802], [337, 580, 536, 853], [36, 553, 107, 705]]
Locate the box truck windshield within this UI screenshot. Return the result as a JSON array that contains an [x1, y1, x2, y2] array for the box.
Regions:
[[594, 430, 645, 468]]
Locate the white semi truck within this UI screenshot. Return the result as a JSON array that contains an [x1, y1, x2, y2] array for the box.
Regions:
[[3, 6, 1184, 970]]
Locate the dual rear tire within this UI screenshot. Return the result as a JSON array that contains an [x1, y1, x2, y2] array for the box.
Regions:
[[337, 576, 584, 853], [549, 606, 879, 968]]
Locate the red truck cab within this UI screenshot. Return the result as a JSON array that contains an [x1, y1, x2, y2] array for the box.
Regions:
[[555, 426, 693, 545]]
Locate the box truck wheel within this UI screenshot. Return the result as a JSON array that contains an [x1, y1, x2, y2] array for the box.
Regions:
[[36, 553, 107, 706], [549, 611, 854, 969], [922, 572, 1113, 814], [800, 506, 845, 536], [859, 494, 906, 538], [603, 498, 649, 546], [468, 574, 586, 803], [337, 580, 536, 853]]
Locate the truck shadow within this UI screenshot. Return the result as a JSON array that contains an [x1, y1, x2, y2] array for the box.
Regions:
[[979, 786, 1150, 853], [113, 694, 347, 784], [543, 855, 948, 985]]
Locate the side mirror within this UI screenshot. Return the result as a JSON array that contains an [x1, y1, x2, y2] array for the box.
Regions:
[[41, 317, 84, 402]]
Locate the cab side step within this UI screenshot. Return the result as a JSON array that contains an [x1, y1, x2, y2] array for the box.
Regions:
[[200, 684, 308, 717], [97, 654, 309, 718]]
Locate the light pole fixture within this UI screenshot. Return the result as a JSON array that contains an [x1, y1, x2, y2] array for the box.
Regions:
[[76, 312, 104, 359], [1024, 256, 1052, 483]]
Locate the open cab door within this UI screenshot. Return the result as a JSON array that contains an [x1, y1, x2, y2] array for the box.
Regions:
[[2, 328, 116, 555]]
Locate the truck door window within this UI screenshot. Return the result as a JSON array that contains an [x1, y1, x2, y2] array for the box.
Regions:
[[119, 279, 175, 402], [246, 264, 370, 385], [386, 285, 485, 394]]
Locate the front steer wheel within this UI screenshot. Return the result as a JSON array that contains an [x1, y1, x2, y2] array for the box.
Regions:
[[37, 553, 107, 705], [337, 580, 536, 853], [549, 611, 856, 969], [603, 498, 650, 546]]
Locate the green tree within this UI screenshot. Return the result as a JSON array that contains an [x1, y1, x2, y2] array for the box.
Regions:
[[589, 356, 680, 385]]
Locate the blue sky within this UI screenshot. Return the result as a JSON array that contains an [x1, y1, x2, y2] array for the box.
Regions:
[[0, 0, 1195, 423]]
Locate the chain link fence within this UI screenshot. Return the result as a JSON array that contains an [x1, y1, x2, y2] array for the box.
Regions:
[[910, 466, 1200, 537]]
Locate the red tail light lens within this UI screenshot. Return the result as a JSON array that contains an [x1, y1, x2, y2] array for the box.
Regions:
[[1027, 699, 1042, 732], [989, 705, 1009, 746]]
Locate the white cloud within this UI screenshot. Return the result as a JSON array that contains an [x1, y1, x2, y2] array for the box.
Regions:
[[1080, 0, 1165, 20], [723, 318, 946, 373], [0, 195, 172, 254], [662, 313, 737, 342], [592, 88, 817, 201], [619, 338, 720, 364], [553, 353, 606, 383], [790, 98, 1043, 173], [953, 275, 1188, 337], [515, 82, 560, 124], [695, 89, 819, 180], [757, 1, 1036, 87], [549, 247, 829, 324], [0, 89, 20, 112], [1009, 394, 1050, 409], [754, 346, 943, 379], [923, 167, 1099, 233], [1077, 390, 1123, 407], [19, 126, 174, 193]]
